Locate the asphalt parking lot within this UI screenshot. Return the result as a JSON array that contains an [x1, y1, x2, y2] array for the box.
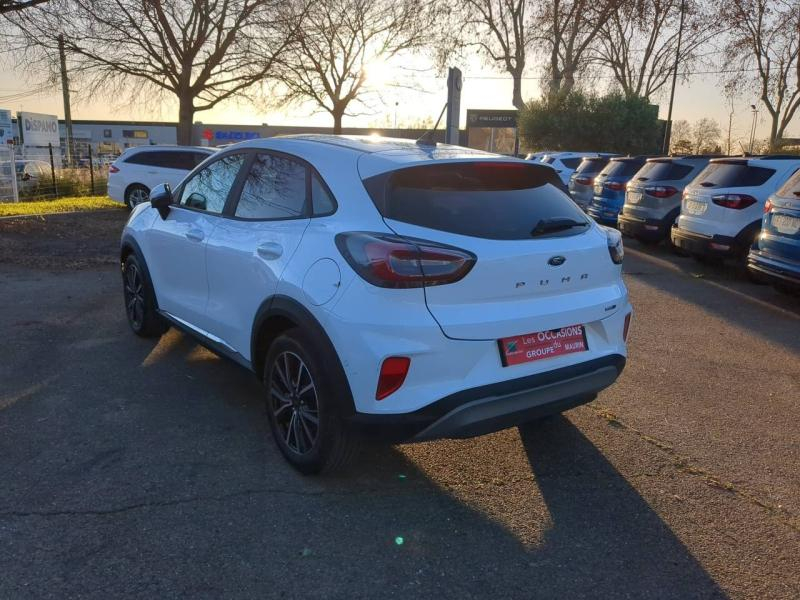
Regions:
[[1, 211, 798, 599]]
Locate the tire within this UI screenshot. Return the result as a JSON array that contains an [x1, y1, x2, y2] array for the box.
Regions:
[[125, 184, 150, 210], [263, 329, 359, 474], [122, 254, 168, 338]]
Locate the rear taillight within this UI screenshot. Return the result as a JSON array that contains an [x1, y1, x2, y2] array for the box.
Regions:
[[335, 232, 476, 288], [623, 313, 632, 342], [603, 227, 624, 265], [376, 357, 410, 400], [712, 194, 757, 209], [575, 176, 593, 185], [605, 181, 625, 191], [763, 199, 773, 214], [109, 164, 119, 173], [644, 185, 678, 198]]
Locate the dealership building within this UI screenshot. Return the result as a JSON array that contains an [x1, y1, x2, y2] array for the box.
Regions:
[[7, 110, 524, 160]]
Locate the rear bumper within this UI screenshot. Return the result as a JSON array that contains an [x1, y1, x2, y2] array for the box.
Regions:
[[587, 201, 620, 226], [670, 226, 740, 258], [618, 213, 670, 241], [348, 354, 626, 442], [747, 249, 800, 286]]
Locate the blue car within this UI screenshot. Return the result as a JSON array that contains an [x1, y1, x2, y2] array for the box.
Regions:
[[587, 156, 649, 226], [748, 169, 800, 293]]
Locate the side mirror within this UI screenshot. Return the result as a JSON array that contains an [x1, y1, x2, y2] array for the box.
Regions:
[[149, 183, 172, 219]]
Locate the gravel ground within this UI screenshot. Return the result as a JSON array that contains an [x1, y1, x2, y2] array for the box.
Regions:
[[0, 211, 798, 599]]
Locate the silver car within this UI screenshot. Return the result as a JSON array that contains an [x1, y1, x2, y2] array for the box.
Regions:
[[568, 156, 616, 210], [618, 156, 717, 244]]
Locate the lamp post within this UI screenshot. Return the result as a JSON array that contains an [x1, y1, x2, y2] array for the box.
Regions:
[[748, 104, 758, 154], [662, 0, 686, 154]]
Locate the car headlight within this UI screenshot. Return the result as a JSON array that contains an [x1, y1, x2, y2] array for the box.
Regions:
[[602, 226, 624, 265]]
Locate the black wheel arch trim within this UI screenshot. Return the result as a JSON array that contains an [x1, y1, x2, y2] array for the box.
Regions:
[[251, 295, 356, 416], [120, 235, 159, 310]]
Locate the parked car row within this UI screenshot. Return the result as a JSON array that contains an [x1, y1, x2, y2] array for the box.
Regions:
[[555, 152, 800, 295]]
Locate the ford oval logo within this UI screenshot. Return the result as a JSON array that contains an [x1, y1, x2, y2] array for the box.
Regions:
[[548, 255, 567, 266]]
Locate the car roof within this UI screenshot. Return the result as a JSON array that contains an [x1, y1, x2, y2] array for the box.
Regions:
[[228, 134, 545, 179], [710, 156, 800, 168], [123, 145, 214, 154]]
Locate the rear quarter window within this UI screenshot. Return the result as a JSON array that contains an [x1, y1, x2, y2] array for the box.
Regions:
[[694, 162, 775, 187], [363, 162, 588, 240]]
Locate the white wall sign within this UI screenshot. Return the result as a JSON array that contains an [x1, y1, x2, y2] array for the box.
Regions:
[[19, 111, 60, 147], [0, 109, 11, 144]]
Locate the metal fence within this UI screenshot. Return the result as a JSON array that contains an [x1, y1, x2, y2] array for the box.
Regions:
[[0, 143, 108, 202]]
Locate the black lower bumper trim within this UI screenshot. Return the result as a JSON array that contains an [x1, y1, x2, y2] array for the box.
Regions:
[[618, 214, 669, 241], [747, 252, 800, 286], [670, 226, 740, 258], [348, 354, 626, 442]]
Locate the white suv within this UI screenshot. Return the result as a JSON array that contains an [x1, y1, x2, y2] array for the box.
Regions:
[[672, 156, 800, 261], [538, 152, 611, 186], [120, 136, 632, 473], [108, 146, 216, 209]]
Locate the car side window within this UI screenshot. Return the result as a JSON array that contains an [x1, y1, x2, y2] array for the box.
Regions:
[[179, 153, 245, 214], [311, 173, 336, 215], [235, 153, 307, 220]]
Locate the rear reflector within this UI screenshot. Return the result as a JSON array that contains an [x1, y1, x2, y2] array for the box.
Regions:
[[376, 357, 411, 400], [109, 165, 120, 173], [623, 313, 632, 342], [710, 242, 730, 251]]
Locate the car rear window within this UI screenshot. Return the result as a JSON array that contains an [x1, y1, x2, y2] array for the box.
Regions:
[[602, 160, 643, 178], [633, 161, 694, 182], [362, 162, 588, 240], [694, 162, 775, 188], [560, 157, 583, 169], [125, 150, 206, 170], [776, 169, 800, 198], [575, 157, 609, 174]]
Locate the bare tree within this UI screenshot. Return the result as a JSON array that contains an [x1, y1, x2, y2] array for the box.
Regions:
[[536, 0, 623, 97], [691, 117, 721, 152], [0, 0, 46, 14], [12, 0, 301, 144], [273, 0, 431, 133], [720, 0, 800, 149], [592, 0, 717, 100], [670, 118, 693, 152], [458, 0, 532, 110]]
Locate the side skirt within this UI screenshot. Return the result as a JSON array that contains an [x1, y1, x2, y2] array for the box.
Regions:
[[158, 310, 254, 373]]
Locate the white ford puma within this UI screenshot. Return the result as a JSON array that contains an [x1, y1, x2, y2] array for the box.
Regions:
[[120, 135, 632, 473]]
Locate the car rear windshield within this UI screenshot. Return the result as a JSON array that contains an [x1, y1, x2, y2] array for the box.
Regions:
[[601, 160, 643, 178], [560, 157, 583, 169], [776, 169, 800, 198], [575, 157, 609, 174], [694, 162, 775, 188], [633, 161, 694, 182], [363, 162, 589, 240]]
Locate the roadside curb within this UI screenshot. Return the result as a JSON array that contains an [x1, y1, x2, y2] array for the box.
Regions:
[[0, 208, 125, 221]]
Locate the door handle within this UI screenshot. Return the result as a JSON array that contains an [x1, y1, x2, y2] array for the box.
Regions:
[[257, 242, 283, 260], [185, 229, 205, 242]]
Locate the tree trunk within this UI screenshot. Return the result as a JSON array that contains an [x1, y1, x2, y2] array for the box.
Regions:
[[177, 93, 195, 146], [332, 110, 344, 135], [512, 73, 525, 110]]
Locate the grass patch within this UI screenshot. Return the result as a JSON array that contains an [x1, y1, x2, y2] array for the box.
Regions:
[[0, 196, 124, 217]]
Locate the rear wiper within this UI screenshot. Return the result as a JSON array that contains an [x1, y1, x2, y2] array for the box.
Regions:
[[530, 218, 589, 237]]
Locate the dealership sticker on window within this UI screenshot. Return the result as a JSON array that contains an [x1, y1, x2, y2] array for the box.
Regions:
[[498, 325, 588, 367]]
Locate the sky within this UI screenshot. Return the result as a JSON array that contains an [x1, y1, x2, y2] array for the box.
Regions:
[[0, 51, 794, 147]]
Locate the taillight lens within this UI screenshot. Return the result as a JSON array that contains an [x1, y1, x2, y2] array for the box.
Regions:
[[109, 164, 120, 173], [376, 357, 410, 400], [644, 185, 678, 198], [763, 198, 773, 214], [623, 313, 632, 342], [575, 176, 593, 185], [335, 232, 476, 288], [711, 194, 757, 209], [603, 226, 624, 264], [606, 181, 625, 191]]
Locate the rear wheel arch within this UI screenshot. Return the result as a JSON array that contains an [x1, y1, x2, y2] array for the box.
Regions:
[[250, 296, 355, 415]]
